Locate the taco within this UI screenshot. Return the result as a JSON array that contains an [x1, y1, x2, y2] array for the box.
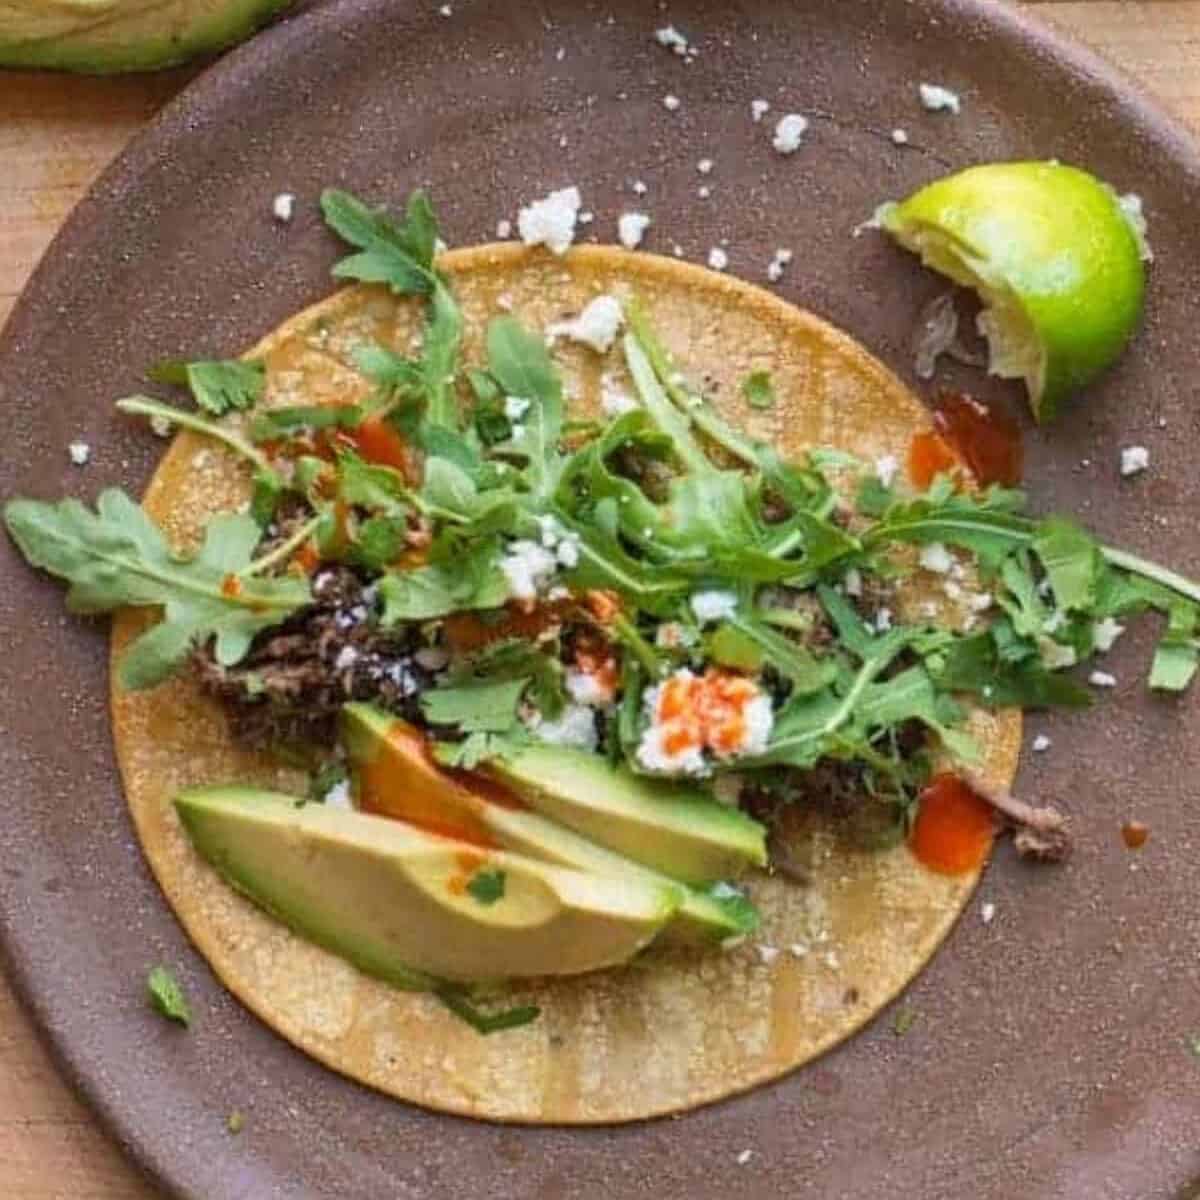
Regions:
[[6, 189, 1195, 1124]]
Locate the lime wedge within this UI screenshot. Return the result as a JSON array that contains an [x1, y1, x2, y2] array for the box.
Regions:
[[875, 162, 1149, 421]]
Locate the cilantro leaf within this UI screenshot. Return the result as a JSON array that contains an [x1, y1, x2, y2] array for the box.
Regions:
[[433, 728, 532, 769], [445, 638, 566, 720], [379, 548, 508, 622], [149, 358, 265, 416], [147, 966, 191, 1027], [466, 868, 506, 905], [3, 491, 310, 689], [741, 369, 776, 410], [421, 677, 529, 733]]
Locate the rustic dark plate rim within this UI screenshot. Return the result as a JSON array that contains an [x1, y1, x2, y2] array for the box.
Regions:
[[2, 2, 1199, 1198]]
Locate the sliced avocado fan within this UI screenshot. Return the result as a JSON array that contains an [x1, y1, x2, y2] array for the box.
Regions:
[[175, 786, 681, 986], [341, 703, 761, 945]]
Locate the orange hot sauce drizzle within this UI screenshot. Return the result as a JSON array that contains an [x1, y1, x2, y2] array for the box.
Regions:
[[909, 773, 997, 875], [908, 393, 1024, 490]]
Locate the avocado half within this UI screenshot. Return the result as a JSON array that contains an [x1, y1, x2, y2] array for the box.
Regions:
[[0, 0, 293, 73]]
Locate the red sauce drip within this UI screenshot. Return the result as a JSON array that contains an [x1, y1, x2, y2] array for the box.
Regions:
[[909, 773, 996, 875], [442, 600, 572, 654], [220, 573, 243, 598], [907, 430, 963, 491], [291, 540, 320, 575], [1121, 821, 1149, 850], [348, 415, 422, 484], [933, 392, 1023, 487]]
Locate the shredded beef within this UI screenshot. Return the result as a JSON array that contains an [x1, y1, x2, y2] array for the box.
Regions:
[[960, 770, 1072, 863], [192, 566, 434, 750]]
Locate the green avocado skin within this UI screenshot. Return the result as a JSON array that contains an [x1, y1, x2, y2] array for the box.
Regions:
[[0, 0, 293, 73]]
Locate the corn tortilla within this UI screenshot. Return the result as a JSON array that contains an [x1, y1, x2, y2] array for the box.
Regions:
[[111, 246, 1020, 1123]]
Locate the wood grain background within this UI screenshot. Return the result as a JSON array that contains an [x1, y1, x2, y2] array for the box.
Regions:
[[1, 2, 1198, 1196]]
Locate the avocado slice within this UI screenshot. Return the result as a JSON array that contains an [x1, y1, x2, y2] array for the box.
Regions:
[[175, 786, 680, 985], [341, 704, 759, 945], [0, 0, 291, 74], [485, 745, 768, 886]]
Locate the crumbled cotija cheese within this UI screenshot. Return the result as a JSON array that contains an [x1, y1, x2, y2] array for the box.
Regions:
[[499, 540, 558, 600], [517, 185, 582, 255], [874, 454, 899, 487], [772, 113, 809, 154], [272, 192, 295, 223], [707, 246, 729, 271], [600, 374, 638, 416], [504, 395, 531, 421], [654, 24, 693, 56], [663, 94, 681, 111], [495, 218, 513, 239], [1089, 670, 1118, 688], [1119, 445, 1149, 476], [530, 704, 599, 751], [919, 83, 961, 113], [323, 779, 353, 809], [891, 128, 909, 145], [919, 542, 954, 574], [618, 212, 651, 250], [750, 99, 770, 123], [690, 589, 738, 624], [1032, 734, 1052, 753], [68, 441, 90, 466], [547, 295, 625, 353]]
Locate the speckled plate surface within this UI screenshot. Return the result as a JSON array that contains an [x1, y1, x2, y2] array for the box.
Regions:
[[1, 1, 1198, 1197]]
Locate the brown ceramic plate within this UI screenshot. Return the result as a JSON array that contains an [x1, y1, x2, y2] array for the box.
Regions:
[[2, 1, 1199, 1196]]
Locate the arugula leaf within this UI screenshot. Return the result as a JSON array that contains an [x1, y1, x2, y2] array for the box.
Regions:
[[486, 317, 564, 497], [1150, 602, 1200, 692], [741, 369, 776, 410], [249, 404, 363, 442], [116, 396, 271, 473], [4, 491, 309, 689], [149, 359, 265, 416], [435, 986, 540, 1034], [863, 484, 1034, 571], [1033, 517, 1100, 612], [927, 632, 1093, 709], [321, 189, 437, 294], [421, 677, 529, 733], [354, 343, 425, 391], [466, 868, 506, 905], [727, 613, 837, 695], [147, 966, 191, 1027], [624, 333, 712, 475]]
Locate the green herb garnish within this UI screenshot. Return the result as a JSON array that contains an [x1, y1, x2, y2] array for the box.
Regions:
[[147, 966, 192, 1027], [741, 369, 776, 410], [466, 868, 507, 905]]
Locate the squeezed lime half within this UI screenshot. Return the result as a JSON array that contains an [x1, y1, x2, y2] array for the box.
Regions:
[[876, 161, 1150, 422]]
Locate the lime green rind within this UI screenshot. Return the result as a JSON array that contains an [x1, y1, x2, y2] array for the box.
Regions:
[[881, 161, 1146, 421], [0, 0, 292, 73]]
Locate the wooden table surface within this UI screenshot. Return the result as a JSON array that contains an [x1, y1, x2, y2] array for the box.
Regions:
[[2, 2, 1199, 1196]]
